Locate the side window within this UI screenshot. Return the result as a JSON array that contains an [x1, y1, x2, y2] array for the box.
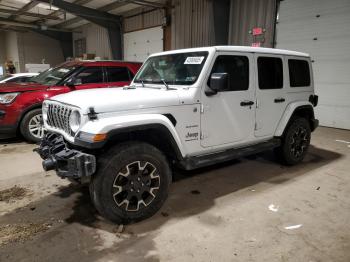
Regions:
[[75, 67, 103, 84], [209, 55, 249, 91], [7, 77, 21, 83], [106, 67, 131, 82], [288, 59, 310, 87], [23, 77, 35, 83], [19, 77, 33, 83], [257, 57, 283, 89]]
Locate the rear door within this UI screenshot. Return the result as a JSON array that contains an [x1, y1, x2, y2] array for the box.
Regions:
[[254, 55, 287, 137], [105, 66, 133, 87], [200, 52, 256, 147]]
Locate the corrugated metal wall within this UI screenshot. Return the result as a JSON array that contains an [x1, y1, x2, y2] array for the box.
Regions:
[[73, 23, 112, 59], [70, 0, 276, 59], [171, 0, 215, 49], [228, 0, 276, 47], [0, 33, 6, 66], [123, 7, 164, 33]]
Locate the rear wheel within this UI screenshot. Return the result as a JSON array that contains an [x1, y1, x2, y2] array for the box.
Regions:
[[90, 142, 171, 224], [20, 108, 46, 143], [275, 117, 311, 165]]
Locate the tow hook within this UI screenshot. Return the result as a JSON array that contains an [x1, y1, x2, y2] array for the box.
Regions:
[[42, 157, 57, 171]]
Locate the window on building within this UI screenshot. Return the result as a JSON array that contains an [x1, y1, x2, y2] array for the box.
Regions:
[[209, 55, 249, 91], [258, 57, 283, 89], [75, 67, 103, 84], [288, 59, 311, 87], [106, 67, 132, 82]]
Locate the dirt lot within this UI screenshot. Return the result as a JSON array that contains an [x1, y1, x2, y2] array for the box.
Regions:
[[0, 127, 349, 262]]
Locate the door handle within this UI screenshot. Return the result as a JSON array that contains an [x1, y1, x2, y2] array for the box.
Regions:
[[274, 98, 285, 103], [240, 100, 255, 107]]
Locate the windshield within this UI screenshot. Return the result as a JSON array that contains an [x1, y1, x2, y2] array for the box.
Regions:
[[0, 75, 12, 81], [134, 51, 209, 85], [31, 66, 77, 86]]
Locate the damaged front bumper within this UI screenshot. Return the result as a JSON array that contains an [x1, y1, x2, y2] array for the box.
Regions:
[[35, 133, 96, 179]]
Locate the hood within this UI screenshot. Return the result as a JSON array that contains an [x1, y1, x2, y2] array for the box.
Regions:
[[0, 82, 47, 93], [49, 87, 181, 114]]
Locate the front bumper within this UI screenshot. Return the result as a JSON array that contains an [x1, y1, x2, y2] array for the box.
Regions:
[[35, 133, 96, 178], [0, 108, 18, 139], [0, 125, 17, 139]]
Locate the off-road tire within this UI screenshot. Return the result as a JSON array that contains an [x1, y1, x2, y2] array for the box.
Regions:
[[90, 142, 172, 224], [275, 117, 311, 165], [20, 108, 45, 143]]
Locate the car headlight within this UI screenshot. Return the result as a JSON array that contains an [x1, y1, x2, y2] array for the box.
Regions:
[[69, 110, 81, 133], [0, 92, 20, 104]]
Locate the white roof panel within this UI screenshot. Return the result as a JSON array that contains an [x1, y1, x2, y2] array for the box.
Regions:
[[151, 46, 310, 57]]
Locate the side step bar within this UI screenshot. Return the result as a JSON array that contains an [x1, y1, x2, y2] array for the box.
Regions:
[[180, 138, 281, 170]]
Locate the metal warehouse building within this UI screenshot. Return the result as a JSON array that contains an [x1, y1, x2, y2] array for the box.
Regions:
[[0, 0, 349, 129]]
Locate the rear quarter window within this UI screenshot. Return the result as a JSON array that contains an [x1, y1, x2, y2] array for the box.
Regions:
[[288, 59, 311, 87]]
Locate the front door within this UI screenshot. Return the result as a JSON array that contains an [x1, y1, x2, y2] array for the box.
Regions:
[[200, 52, 256, 148], [73, 66, 110, 90], [254, 55, 286, 137]]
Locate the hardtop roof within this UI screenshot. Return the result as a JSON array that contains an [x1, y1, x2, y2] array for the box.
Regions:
[[150, 46, 310, 58]]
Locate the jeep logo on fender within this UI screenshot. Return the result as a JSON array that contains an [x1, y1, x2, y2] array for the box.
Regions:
[[185, 132, 199, 141]]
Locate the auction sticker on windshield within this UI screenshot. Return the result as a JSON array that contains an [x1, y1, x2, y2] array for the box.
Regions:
[[184, 56, 205, 64]]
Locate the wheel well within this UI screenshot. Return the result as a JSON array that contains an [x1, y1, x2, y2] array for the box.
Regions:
[[104, 125, 183, 163], [283, 105, 315, 136], [292, 105, 315, 120], [16, 104, 42, 133]]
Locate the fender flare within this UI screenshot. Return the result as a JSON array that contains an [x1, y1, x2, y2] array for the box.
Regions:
[[79, 113, 186, 157], [274, 102, 314, 137]]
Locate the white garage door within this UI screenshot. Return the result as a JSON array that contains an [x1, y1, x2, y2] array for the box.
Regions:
[[276, 0, 350, 129], [123, 26, 163, 62]]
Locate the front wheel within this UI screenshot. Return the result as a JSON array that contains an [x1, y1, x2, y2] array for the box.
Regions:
[[275, 117, 311, 165], [90, 142, 172, 224], [20, 108, 46, 143]]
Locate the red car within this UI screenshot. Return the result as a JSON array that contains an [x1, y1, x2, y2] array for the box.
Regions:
[[0, 60, 141, 142]]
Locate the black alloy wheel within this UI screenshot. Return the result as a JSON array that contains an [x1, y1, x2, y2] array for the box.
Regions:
[[112, 161, 161, 212], [275, 117, 311, 165], [90, 142, 171, 224]]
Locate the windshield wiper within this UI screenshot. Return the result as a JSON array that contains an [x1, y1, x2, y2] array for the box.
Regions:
[[135, 79, 161, 89], [160, 79, 169, 90], [134, 79, 145, 87]]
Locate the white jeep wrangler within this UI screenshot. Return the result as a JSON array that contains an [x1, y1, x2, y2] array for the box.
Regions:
[[36, 46, 319, 224]]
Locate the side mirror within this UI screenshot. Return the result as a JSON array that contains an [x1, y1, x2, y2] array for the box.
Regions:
[[205, 73, 229, 96], [65, 77, 76, 88]]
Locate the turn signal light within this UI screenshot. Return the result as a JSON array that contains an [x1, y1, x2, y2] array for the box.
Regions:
[[93, 133, 107, 142]]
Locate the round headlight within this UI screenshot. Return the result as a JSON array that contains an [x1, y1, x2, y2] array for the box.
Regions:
[[69, 110, 81, 133]]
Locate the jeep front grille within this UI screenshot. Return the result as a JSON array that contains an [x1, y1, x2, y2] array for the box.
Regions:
[[46, 104, 73, 136]]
